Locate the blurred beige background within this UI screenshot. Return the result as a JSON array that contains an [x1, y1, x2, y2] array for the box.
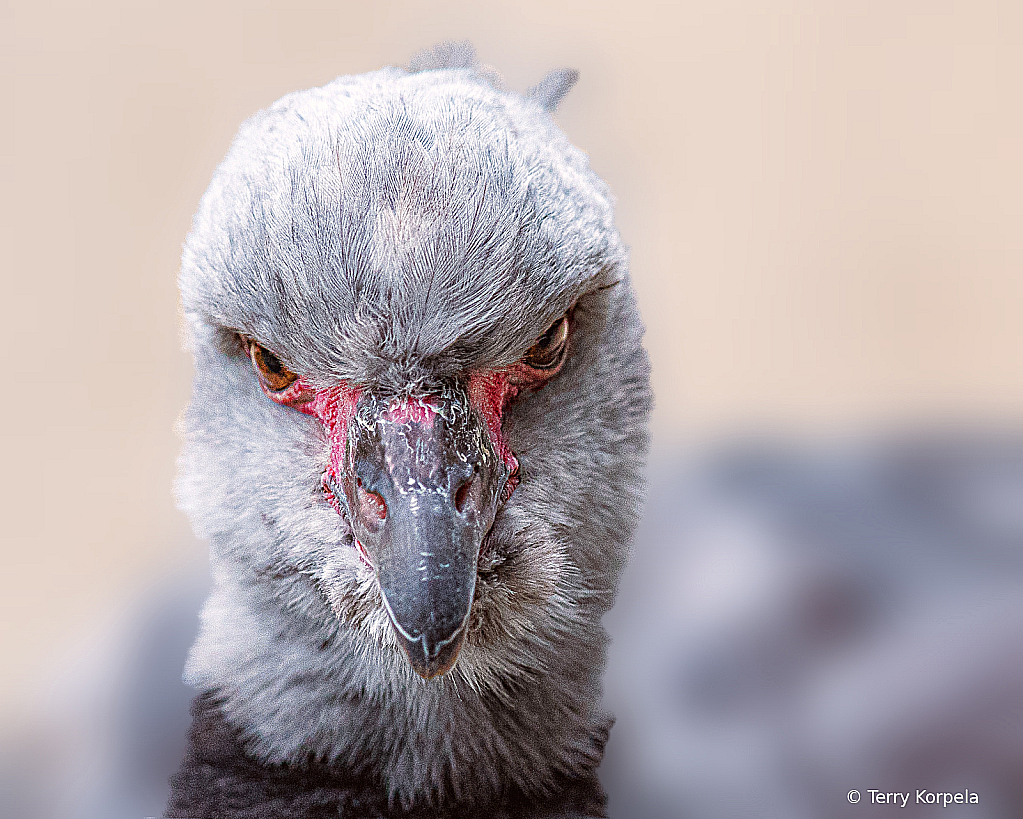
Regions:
[[4, 0, 1021, 716]]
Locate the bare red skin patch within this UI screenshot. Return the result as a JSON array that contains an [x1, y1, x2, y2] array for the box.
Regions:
[[261, 365, 560, 521], [467, 371, 521, 500], [384, 395, 440, 425], [263, 378, 361, 518], [302, 384, 363, 498]]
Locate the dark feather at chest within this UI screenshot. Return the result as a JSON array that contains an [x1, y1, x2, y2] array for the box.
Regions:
[[165, 692, 609, 819]]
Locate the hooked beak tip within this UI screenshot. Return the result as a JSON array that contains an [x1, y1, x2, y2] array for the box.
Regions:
[[379, 584, 470, 679], [397, 624, 468, 680]]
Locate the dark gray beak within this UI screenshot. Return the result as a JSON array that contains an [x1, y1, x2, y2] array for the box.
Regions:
[[340, 387, 507, 679]]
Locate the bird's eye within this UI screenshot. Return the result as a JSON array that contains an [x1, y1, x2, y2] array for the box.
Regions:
[[521, 315, 570, 370], [248, 340, 300, 392]]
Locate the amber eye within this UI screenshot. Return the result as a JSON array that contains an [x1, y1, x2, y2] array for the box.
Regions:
[[247, 340, 300, 392], [521, 315, 570, 370]]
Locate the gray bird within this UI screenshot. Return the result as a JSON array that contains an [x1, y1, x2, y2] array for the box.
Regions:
[[166, 44, 650, 818]]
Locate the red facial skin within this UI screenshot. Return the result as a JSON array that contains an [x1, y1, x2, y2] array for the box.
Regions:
[[250, 342, 568, 560]]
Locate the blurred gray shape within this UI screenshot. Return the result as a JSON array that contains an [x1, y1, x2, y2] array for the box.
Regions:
[[605, 431, 1023, 819]]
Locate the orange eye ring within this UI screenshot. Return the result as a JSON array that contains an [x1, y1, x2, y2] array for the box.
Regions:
[[247, 339, 300, 392]]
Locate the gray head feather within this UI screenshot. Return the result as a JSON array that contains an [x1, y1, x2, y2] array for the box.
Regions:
[[407, 40, 506, 92], [176, 46, 650, 810], [529, 68, 580, 112]]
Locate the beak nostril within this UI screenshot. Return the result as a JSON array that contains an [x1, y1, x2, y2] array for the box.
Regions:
[[357, 484, 387, 525], [454, 471, 478, 514]]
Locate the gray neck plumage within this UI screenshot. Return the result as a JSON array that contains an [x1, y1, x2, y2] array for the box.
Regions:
[[184, 536, 611, 811]]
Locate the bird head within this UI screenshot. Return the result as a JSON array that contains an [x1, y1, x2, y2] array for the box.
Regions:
[[176, 46, 650, 800]]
